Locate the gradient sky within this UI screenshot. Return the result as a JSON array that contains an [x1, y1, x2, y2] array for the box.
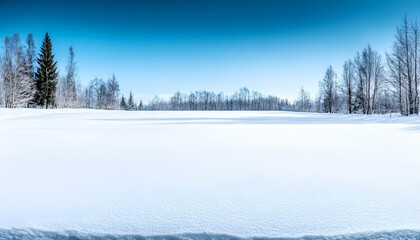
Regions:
[[2, 0, 420, 101]]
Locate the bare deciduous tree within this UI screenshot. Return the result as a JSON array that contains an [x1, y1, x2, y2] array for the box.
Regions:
[[319, 66, 337, 113], [386, 16, 420, 115], [296, 87, 312, 112], [354, 45, 384, 114], [1, 34, 34, 108], [341, 60, 355, 113]]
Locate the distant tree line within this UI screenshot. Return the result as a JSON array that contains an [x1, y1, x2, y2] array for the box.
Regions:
[[142, 88, 293, 111], [0, 16, 419, 115]]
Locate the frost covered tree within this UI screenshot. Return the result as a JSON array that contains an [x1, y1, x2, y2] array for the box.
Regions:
[[105, 74, 120, 110], [85, 77, 103, 109], [340, 60, 355, 113], [35, 33, 58, 108], [354, 45, 384, 114], [386, 50, 405, 115], [55, 75, 65, 107], [0, 78, 3, 106], [1, 34, 34, 108], [319, 66, 337, 113], [296, 87, 312, 112], [0, 48, 3, 106], [25, 33, 36, 106], [25, 34, 36, 78], [386, 16, 420, 115], [56, 47, 78, 108], [64, 46, 77, 107], [81, 74, 120, 110]]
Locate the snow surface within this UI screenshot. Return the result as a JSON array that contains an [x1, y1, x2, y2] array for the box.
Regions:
[[0, 109, 419, 237], [1, 229, 420, 240]]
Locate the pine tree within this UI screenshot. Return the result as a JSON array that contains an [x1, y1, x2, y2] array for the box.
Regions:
[[120, 94, 127, 110], [35, 33, 58, 108], [138, 100, 143, 110], [128, 91, 136, 110]]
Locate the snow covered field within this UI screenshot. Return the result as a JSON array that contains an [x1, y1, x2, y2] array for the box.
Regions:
[[0, 109, 419, 238]]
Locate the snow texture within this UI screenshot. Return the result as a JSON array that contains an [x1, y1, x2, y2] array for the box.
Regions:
[[0, 109, 419, 237], [0, 229, 420, 240]]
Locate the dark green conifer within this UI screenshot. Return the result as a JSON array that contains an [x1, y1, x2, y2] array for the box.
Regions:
[[120, 94, 127, 110], [128, 92, 136, 110], [35, 33, 58, 108]]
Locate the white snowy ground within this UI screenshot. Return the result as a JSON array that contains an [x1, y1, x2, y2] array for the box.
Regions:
[[0, 109, 419, 238]]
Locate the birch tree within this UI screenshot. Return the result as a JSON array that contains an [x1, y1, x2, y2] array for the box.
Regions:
[[386, 16, 420, 115], [1, 34, 34, 108], [354, 45, 383, 114], [25, 33, 36, 106], [296, 87, 312, 112], [64, 46, 77, 107]]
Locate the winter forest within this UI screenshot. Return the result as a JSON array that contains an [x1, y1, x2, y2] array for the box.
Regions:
[[1, 17, 419, 115], [3, 0, 420, 238]]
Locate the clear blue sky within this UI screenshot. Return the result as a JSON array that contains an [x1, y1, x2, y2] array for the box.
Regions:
[[1, 0, 420, 101]]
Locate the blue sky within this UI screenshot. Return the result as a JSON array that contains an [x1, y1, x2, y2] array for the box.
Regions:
[[1, 0, 420, 101]]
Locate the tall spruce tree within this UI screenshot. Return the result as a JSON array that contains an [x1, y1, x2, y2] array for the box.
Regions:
[[35, 33, 58, 108]]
